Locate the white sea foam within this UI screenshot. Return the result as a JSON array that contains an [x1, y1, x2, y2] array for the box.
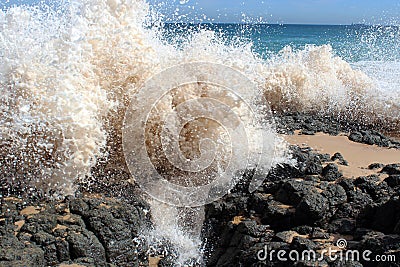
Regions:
[[352, 61, 400, 98], [1, 0, 399, 264]]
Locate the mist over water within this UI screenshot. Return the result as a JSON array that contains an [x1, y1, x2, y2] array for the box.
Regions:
[[1, 0, 399, 265], [161, 22, 400, 121]]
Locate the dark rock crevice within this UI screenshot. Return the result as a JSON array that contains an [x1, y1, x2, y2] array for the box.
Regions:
[[202, 143, 400, 267]]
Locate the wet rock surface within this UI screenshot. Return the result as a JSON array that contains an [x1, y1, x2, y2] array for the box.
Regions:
[[0, 182, 152, 267], [276, 112, 400, 148], [1, 112, 399, 266], [202, 142, 400, 267]]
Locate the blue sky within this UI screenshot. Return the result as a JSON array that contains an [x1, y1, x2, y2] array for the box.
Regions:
[[3, 0, 400, 25]]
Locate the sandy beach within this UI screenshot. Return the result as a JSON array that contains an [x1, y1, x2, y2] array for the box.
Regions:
[[2, 115, 400, 266], [284, 131, 400, 178]]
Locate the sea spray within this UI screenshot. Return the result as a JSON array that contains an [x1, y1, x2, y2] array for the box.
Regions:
[[1, 0, 399, 264], [262, 45, 372, 112], [0, 3, 111, 196], [143, 199, 205, 265], [0, 1, 282, 263]]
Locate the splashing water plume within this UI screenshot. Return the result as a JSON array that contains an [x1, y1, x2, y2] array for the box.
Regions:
[[1, 0, 399, 264]]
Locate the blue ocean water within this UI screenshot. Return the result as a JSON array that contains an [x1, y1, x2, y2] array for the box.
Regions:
[[0, 2, 399, 265], [163, 23, 400, 62], [161, 23, 400, 100]]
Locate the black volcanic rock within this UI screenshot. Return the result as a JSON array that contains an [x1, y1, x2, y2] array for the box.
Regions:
[[275, 230, 299, 243], [304, 157, 323, 175], [367, 196, 400, 234], [321, 163, 342, 181], [295, 192, 330, 225], [358, 232, 400, 266], [291, 236, 318, 251], [331, 152, 344, 162], [348, 130, 399, 148], [259, 199, 295, 230], [354, 176, 394, 202], [0, 195, 151, 267], [202, 161, 400, 266], [354, 175, 380, 185], [300, 129, 316, 135], [264, 162, 303, 183], [385, 175, 400, 188], [206, 193, 250, 222], [349, 132, 363, 143], [202, 112, 400, 267], [362, 131, 382, 145], [322, 184, 347, 207], [275, 179, 318, 206], [381, 164, 400, 175], [66, 229, 106, 263], [368, 163, 384, 170], [21, 212, 58, 235], [331, 152, 349, 166], [287, 145, 328, 177], [202, 219, 273, 267], [328, 218, 356, 234], [345, 189, 374, 214], [318, 153, 332, 163], [293, 226, 329, 239], [337, 178, 355, 192], [0, 244, 45, 266]]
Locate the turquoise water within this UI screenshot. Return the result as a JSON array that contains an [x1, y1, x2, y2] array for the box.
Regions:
[[161, 23, 400, 97], [1, 2, 399, 264], [162, 23, 400, 62]]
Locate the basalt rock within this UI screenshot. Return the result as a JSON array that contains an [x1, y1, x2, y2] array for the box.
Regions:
[[275, 179, 319, 206], [348, 130, 400, 148], [354, 176, 394, 202], [295, 192, 330, 226], [321, 163, 342, 182], [368, 163, 384, 170], [0, 194, 152, 267], [381, 164, 400, 175], [385, 175, 400, 188], [201, 112, 400, 266], [362, 195, 400, 234], [331, 152, 349, 166], [358, 232, 400, 267], [322, 184, 348, 207], [328, 218, 356, 234]]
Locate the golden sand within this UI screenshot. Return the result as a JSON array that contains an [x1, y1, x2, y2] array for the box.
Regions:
[[284, 132, 400, 178]]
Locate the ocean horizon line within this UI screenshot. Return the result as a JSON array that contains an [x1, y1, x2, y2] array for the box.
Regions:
[[163, 22, 399, 27]]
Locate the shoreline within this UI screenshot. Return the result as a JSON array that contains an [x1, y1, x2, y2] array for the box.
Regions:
[[284, 131, 400, 178], [386, 131, 400, 142], [1, 112, 399, 266]]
